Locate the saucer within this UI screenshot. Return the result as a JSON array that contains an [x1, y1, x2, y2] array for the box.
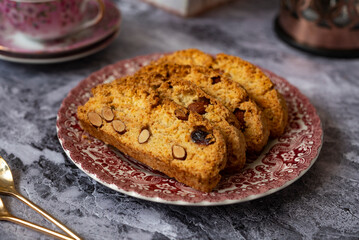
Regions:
[[0, 0, 121, 56], [0, 29, 119, 64]]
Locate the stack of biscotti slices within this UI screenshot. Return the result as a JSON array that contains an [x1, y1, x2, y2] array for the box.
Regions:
[[77, 49, 288, 192], [134, 63, 271, 153], [153, 48, 288, 137], [117, 74, 247, 172]]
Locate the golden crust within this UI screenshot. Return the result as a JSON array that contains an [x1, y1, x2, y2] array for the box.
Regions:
[[78, 83, 227, 192]]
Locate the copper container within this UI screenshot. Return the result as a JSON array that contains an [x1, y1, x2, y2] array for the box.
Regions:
[[275, 0, 359, 58]]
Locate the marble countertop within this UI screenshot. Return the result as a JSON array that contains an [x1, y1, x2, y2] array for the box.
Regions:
[[1, 0, 358, 239]]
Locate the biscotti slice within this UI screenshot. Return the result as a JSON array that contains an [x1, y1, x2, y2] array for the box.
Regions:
[[77, 83, 227, 192], [213, 54, 288, 137], [135, 63, 269, 153], [118, 74, 246, 172], [156, 49, 288, 137]]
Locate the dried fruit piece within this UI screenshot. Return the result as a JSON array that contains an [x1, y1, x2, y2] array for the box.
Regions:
[[198, 97, 210, 104], [172, 145, 187, 160], [166, 81, 173, 89], [187, 97, 210, 115], [191, 127, 216, 145], [101, 107, 114, 122], [233, 108, 246, 131], [188, 102, 206, 114], [88, 112, 102, 127], [174, 109, 189, 120], [138, 128, 151, 144], [112, 120, 126, 134], [211, 76, 221, 84]]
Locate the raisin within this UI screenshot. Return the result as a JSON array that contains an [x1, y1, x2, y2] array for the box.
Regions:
[[191, 127, 216, 145]]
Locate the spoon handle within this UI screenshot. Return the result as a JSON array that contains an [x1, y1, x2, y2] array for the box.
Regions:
[[13, 193, 81, 240], [4, 215, 74, 240]]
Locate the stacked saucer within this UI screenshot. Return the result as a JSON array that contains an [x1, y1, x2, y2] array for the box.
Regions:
[[0, 0, 121, 64]]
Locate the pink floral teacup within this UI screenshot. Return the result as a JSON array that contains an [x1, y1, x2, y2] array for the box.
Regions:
[[0, 0, 105, 41]]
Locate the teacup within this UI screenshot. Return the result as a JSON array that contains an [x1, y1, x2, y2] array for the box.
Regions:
[[0, 0, 105, 41]]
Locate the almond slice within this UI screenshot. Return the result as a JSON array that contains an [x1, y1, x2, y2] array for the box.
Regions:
[[172, 145, 186, 160], [112, 120, 126, 134], [101, 107, 114, 122], [138, 128, 151, 144], [88, 112, 102, 127]]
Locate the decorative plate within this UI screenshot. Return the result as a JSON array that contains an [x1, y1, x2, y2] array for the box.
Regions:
[[0, 30, 119, 64], [0, 0, 120, 56], [57, 54, 323, 206]]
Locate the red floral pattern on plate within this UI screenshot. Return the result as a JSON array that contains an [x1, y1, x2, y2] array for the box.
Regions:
[[57, 54, 323, 206]]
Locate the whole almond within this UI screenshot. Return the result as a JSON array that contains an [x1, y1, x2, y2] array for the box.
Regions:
[[138, 128, 151, 144], [102, 107, 114, 122], [172, 145, 187, 160], [88, 112, 102, 127], [112, 120, 126, 134]]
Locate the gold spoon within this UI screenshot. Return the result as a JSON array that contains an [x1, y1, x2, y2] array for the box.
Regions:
[[0, 197, 74, 240], [0, 155, 81, 240]]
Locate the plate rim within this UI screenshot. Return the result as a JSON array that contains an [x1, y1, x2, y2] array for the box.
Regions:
[[57, 53, 323, 206]]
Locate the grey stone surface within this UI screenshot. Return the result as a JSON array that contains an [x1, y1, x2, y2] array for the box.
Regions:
[[0, 0, 358, 239]]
